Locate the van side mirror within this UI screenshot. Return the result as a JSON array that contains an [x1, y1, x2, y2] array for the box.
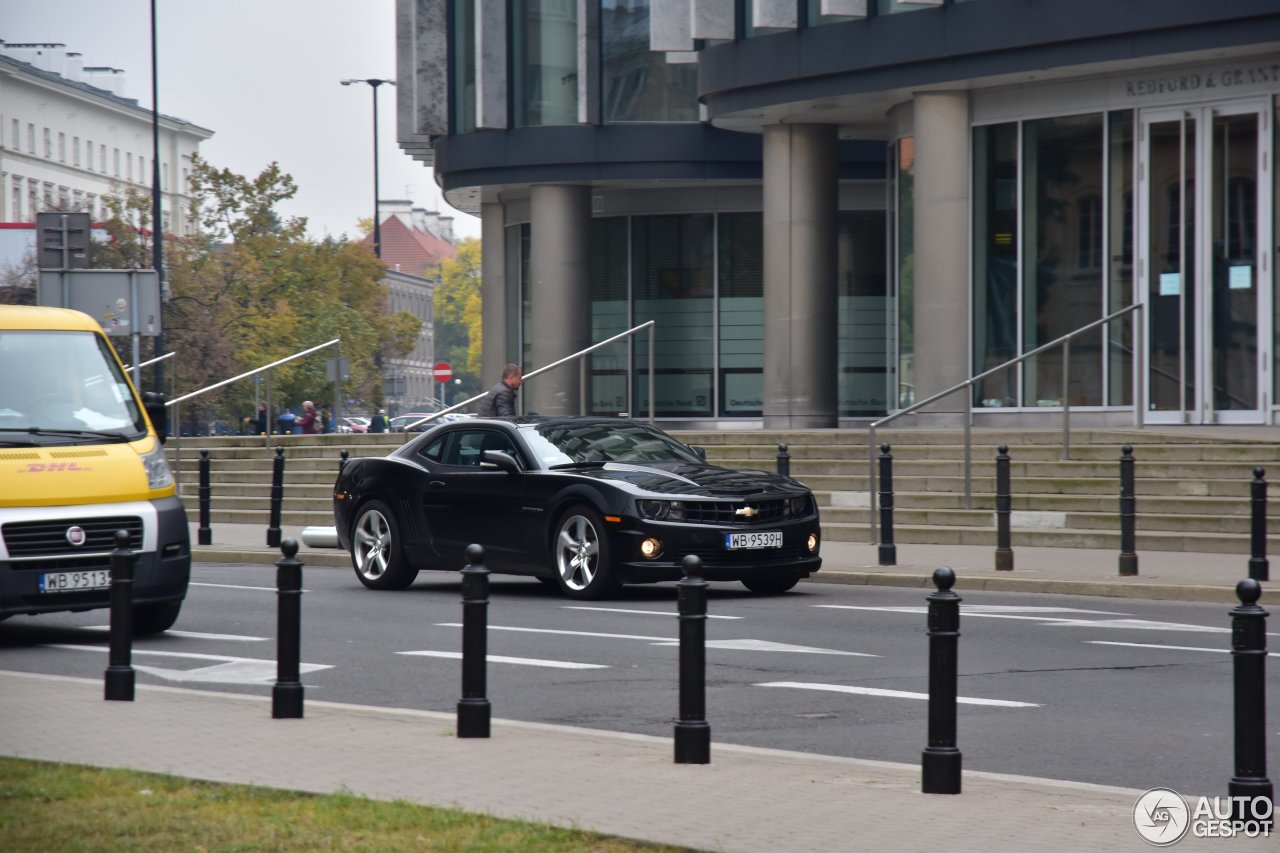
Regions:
[[143, 392, 169, 444]]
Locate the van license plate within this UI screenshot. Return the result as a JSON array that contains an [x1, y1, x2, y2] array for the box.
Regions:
[[725, 531, 782, 550], [39, 569, 111, 593]]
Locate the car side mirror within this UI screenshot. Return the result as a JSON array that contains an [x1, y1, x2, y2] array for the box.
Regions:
[[689, 445, 707, 461], [481, 449, 520, 473], [143, 391, 169, 444]]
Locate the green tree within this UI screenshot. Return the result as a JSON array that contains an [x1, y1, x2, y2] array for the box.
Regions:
[[432, 237, 482, 395], [95, 157, 420, 432]]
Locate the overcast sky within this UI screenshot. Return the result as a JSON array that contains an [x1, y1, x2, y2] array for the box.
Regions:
[[3, 0, 478, 241]]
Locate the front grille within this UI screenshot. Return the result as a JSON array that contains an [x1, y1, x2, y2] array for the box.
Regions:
[[680, 498, 809, 526], [3, 516, 143, 558]]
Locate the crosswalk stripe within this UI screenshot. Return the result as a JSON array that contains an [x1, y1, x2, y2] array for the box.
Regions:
[[756, 681, 1041, 708], [398, 650, 607, 669]]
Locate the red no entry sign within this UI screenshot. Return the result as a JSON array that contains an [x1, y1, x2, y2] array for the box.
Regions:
[[432, 362, 453, 381]]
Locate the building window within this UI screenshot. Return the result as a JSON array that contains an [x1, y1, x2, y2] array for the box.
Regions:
[[100, 144, 106, 173], [588, 216, 631, 415], [838, 210, 889, 416], [72, 136, 80, 166], [114, 148, 120, 177], [86, 140, 93, 171], [43, 128, 52, 158], [449, 0, 476, 133], [600, 0, 698, 123], [717, 212, 763, 416], [127, 153, 133, 182], [12, 178, 22, 221], [972, 123, 1019, 408], [894, 137, 916, 409], [631, 214, 714, 416], [27, 123, 35, 154], [58, 132, 66, 162], [511, 0, 579, 127]]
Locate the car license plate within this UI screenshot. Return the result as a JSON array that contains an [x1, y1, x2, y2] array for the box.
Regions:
[[725, 531, 782, 550], [39, 569, 111, 593]]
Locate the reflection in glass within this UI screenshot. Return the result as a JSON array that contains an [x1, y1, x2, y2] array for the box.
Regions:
[[1107, 111, 1134, 406], [632, 215, 714, 416], [589, 217, 631, 415], [972, 123, 1018, 407], [1210, 112, 1258, 411], [601, 0, 698, 123], [895, 138, 915, 408], [1022, 114, 1104, 407], [1147, 118, 1196, 413], [838, 211, 888, 416], [718, 213, 763, 416], [450, 0, 476, 133], [511, 0, 579, 127]]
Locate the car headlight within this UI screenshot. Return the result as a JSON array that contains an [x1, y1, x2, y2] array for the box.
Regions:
[[637, 500, 684, 521], [142, 444, 174, 490]]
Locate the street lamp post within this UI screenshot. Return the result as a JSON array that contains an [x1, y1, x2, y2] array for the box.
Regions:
[[340, 78, 395, 258]]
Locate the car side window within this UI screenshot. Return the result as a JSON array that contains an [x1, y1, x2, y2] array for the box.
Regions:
[[418, 435, 446, 463], [440, 430, 520, 468]]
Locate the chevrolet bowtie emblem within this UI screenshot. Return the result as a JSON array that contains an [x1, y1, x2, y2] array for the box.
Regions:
[[735, 506, 758, 518]]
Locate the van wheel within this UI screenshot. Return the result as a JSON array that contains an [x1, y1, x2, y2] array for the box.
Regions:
[[132, 601, 182, 635], [351, 500, 419, 590]]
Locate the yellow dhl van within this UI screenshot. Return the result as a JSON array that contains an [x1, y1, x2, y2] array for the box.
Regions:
[[0, 305, 189, 634]]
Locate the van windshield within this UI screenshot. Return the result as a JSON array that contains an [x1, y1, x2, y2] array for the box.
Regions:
[[0, 330, 147, 441]]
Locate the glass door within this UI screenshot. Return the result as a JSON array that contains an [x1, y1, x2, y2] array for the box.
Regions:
[[1139, 102, 1272, 424]]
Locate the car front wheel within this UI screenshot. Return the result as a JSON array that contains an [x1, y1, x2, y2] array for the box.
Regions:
[[351, 500, 419, 590], [552, 505, 619, 600]]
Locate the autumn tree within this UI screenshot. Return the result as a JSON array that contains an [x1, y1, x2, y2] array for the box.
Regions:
[[96, 156, 421, 431], [431, 237, 482, 397]]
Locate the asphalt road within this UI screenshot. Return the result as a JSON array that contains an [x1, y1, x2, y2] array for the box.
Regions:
[[1, 560, 1275, 799]]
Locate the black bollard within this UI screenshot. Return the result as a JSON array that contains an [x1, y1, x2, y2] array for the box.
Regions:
[[197, 449, 212, 545], [1249, 468, 1269, 582], [339, 448, 349, 475], [457, 544, 492, 738], [1118, 444, 1138, 576], [272, 538, 304, 719], [266, 446, 285, 548], [776, 443, 790, 478], [1228, 578, 1272, 823], [104, 530, 136, 702], [922, 566, 962, 794], [994, 445, 1013, 571], [878, 443, 896, 566], [674, 554, 710, 764]]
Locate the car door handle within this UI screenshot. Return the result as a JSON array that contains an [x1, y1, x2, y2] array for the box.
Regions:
[[428, 480, 446, 490]]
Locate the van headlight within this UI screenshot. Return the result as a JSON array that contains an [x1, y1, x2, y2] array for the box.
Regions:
[[142, 445, 174, 489]]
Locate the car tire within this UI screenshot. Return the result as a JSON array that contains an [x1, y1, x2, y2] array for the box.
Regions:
[[351, 500, 419, 590], [132, 600, 182, 635], [740, 575, 801, 595], [552, 504, 620, 600]]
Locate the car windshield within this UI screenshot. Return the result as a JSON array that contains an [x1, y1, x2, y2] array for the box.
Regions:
[[527, 422, 703, 467], [0, 330, 146, 440]]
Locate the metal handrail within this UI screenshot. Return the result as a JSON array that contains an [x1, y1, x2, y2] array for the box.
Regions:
[[867, 303, 1145, 542], [399, 321, 657, 435], [167, 339, 341, 491]]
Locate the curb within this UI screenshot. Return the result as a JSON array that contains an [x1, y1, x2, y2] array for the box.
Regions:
[[192, 547, 1274, 605]]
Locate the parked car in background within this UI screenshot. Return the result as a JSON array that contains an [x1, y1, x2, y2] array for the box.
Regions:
[[338, 416, 370, 434], [333, 416, 822, 599], [390, 404, 470, 432]]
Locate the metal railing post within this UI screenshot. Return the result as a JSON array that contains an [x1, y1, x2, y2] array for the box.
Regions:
[[648, 323, 655, 424], [1062, 338, 1071, 460], [963, 390, 972, 509]]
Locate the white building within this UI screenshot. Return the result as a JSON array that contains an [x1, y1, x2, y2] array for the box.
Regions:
[[0, 40, 212, 239]]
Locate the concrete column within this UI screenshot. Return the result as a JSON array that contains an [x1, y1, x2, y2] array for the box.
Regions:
[[762, 123, 838, 429], [528, 184, 591, 417], [480, 201, 507, 391], [912, 91, 971, 417]]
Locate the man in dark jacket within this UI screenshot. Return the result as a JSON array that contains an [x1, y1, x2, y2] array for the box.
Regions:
[[369, 409, 389, 433], [478, 363, 522, 417]]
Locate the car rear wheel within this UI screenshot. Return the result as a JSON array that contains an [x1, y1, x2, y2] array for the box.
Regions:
[[351, 500, 419, 590], [553, 505, 619, 600], [740, 575, 801, 595]]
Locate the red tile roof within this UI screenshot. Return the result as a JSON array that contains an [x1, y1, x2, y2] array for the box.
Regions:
[[366, 216, 456, 275]]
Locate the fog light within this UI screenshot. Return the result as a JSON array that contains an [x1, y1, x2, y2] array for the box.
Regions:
[[807, 533, 819, 552], [640, 537, 663, 559]]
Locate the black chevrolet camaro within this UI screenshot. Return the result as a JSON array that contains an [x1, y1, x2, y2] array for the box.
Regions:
[[333, 416, 822, 599]]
